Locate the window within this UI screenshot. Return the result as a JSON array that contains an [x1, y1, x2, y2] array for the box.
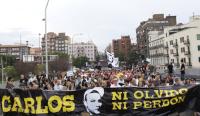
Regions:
[[181, 47, 185, 53], [198, 45, 200, 51], [180, 37, 184, 43], [170, 49, 173, 54], [187, 35, 189, 40], [197, 34, 200, 40], [170, 40, 173, 45], [183, 58, 186, 63]]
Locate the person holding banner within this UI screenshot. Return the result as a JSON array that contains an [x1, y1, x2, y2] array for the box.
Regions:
[[83, 87, 104, 115]]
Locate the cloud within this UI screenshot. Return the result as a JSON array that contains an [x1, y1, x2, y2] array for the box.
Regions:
[[0, 0, 200, 51]]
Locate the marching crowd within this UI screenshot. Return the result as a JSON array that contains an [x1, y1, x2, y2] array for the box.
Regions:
[[5, 63, 198, 90]]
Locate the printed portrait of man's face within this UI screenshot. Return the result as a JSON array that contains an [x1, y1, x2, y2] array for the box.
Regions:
[[83, 87, 104, 115]]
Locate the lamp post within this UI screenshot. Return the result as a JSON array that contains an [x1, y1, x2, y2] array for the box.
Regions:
[[44, 0, 50, 78], [38, 33, 43, 64]]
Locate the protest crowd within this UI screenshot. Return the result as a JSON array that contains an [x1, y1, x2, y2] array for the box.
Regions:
[[5, 63, 198, 90]]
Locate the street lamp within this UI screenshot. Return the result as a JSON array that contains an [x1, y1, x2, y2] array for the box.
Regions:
[[44, 0, 50, 78]]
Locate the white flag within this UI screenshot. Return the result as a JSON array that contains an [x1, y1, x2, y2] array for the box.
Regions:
[[112, 57, 119, 67], [106, 51, 114, 64]]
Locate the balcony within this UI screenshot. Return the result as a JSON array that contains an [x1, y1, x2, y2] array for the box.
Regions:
[[164, 45, 169, 49], [173, 43, 178, 48], [184, 40, 190, 46], [164, 54, 169, 57], [184, 51, 191, 56], [149, 44, 164, 50], [173, 53, 179, 57]]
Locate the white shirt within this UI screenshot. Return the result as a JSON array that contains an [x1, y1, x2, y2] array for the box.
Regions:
[[54, 84, 63, 90]]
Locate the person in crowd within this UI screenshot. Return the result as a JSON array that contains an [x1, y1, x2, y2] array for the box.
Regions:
[[168, 62, 174, 76], [174, 77, 183, 86], [6, 77, 15, 89], [19, 74, 28, 88], [180, 60, 186, 81], [4, 65, 197, 90], [43, 79, 52, 90], [27, 74, 37, 86], [54, 79, 63, 90], [29, 80, 39, 90], [184, 78, 191, 86], [117, 74, 125, 87]]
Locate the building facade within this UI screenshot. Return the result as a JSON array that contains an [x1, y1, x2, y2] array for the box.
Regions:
[[67, 41, 98, 61], [148, 31, 168, 72], [112, 36, 131, 60], [0, 44, 30, 61], [41, 32, 71, 54], [136, 14, 177, 58], [160, 15, 200, 75], [30, 48, 41, 55], [23, 55, 58, 63]]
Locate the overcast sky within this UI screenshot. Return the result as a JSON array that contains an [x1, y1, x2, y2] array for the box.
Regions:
[[0, 0, 200, 51]]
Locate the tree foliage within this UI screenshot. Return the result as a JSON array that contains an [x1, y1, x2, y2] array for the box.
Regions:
[[49, 58, 70, 72], [0, 55, 16, 66], [127, 51, 141, 65], [4, 66, 18, 79], [48, 52, 70, 71], [34, 64, 45, 75], [73, 56, 89, 68], [115, 52, 125, 61], [50, 52, 69, 60], [14, 62, 37, 76]]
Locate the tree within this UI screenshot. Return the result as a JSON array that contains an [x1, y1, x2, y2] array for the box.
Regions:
[[73, 56, 89, 68], [34, 64, 45, 75], [127, 51, 141, 66], [0, 55, 16, 66], [4, 66, 18, 79], [115, 52, 125, 61], [50, 52, 69, 60], [48, 52, 70, 72], [14, 61, 37, 76], [49, 58, 70, 72]]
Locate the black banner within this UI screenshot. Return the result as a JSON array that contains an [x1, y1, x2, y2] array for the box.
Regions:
[[1, 85, 200, 116]]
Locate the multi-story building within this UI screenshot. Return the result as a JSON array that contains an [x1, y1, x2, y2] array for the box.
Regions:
[[67, 41, 98, 61], [41, 32, 71, 54], [148, 31, 168, 72], [30, 48, 41, 55], [131, 43, 138, 53], [112, 36, 131, 60], [0, 44, 30, 60], [159, 15, 200, 75], [136, 14, 177, 58]]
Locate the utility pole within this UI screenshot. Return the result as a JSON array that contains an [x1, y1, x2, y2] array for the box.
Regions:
[[44, 0, 50, 78], [20, 32, 22, 61], [39, 33, 43, 64]]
